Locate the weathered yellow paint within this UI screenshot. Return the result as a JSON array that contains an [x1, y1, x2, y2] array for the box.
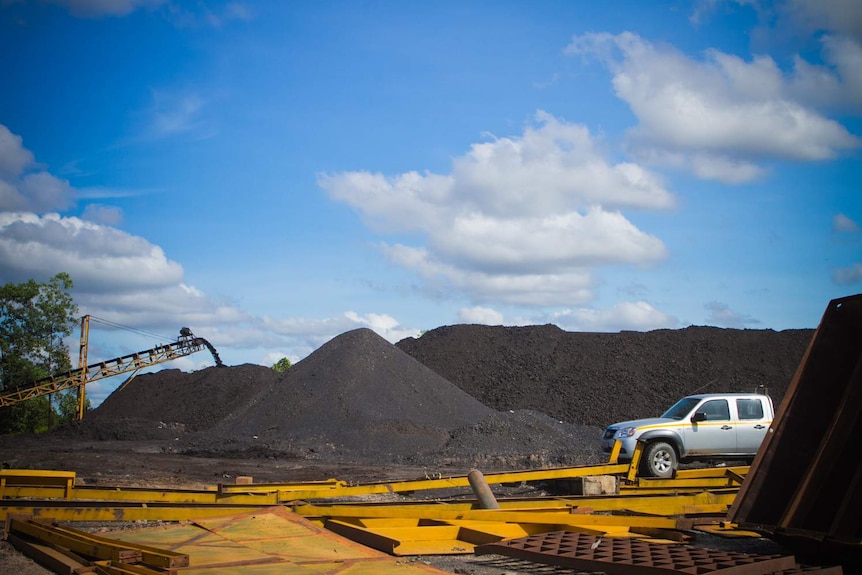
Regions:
[[0, 503, 270, 522], [292, 490, 736, 520], [0, 469, 76, 500], [98, 506, 450, 574]]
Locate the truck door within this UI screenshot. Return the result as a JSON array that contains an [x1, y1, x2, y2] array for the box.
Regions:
[[682, 398, 736, 455], [735, 397, 770, 453]]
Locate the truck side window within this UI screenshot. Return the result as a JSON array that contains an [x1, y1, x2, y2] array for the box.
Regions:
[[736, 398, 764, 420], [700, 399, 730, 421]]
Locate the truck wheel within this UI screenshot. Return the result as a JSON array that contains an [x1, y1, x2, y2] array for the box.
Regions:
[[641, 441, 677, 478]]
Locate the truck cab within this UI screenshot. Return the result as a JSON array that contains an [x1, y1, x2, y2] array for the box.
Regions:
[[601, 392, 774, 478]]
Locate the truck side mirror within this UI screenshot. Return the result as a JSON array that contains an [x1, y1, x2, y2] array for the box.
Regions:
[[691, 412, 707, 423]]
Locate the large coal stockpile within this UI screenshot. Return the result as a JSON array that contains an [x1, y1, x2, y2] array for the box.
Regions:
[[186, 328, 604, 468], [396, 325, 814, 428], [82, 363, 278, 440], [195, 328, 498, 460], [78, 324, 813, 469]]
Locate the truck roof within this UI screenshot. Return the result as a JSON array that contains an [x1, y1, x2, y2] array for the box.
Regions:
[[686, 392, 770, 399]]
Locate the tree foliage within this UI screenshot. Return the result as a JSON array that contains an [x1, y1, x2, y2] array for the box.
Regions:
[[271, 357, 292, 372], [0, 273, 79, 434]]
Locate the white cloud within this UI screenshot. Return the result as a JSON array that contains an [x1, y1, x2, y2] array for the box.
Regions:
[[147, 88, 209, 139], [458, 306, 504, 325], [0, 125, 75, 212], [790, 36, 862, 109], [0, 212, 184, 291], [0, 125, 34, 178], [689, 153, 766, 183], [833, 213, 860, 232], [550, 301, 678, 332], [321, 112, 671, 307], [45, 0, 166, 17], [566, 32, 860, 183], [704, 300, 760, 328], [786, 0, 862, 41], [833, 263, 862, 285], [82, 203, 124, 225], [384, 244, 596, 306]]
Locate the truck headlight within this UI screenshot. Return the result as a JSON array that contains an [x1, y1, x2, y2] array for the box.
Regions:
[[615, 427, 637, 439]]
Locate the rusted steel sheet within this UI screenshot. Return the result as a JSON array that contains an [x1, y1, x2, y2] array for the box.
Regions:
[[476, 531, 798, 575], [728, 293, 862, 563]]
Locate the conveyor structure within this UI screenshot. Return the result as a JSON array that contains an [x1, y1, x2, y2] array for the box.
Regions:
[[0, 315, 223, 419]]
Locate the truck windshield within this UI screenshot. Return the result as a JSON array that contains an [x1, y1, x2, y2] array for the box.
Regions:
[[661, 397, 701, 420]]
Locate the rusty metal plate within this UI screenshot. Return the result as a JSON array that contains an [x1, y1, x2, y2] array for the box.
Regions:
[[476, 531, 798, 575], [728, 293, 862, 566]]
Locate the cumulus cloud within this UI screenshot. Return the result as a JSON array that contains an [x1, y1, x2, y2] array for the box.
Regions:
[[0, 126, 34, 178], [566, 32, 860, 183], [785, 0, 862, 42], [0, 125, 75, 212], [550, 301, 677, 332], [0, 212, 183, 292], [833, 213, 860, 232], [458, 306, 504, 325], [704, 300, 760, 328], [45, 0, 166, 17], [82, 203, 124, 225], [833, 263, 862, 285], [790, 36, 862, 110], [320, 112, 671, 307]]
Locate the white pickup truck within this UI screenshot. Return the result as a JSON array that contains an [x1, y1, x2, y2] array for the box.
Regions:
[[601, 392, 775, 478]]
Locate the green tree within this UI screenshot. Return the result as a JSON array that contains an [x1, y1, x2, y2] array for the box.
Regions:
[[56, 388, 89, 424], [271, 357, 292, 372], [0, 273, 79, 434]]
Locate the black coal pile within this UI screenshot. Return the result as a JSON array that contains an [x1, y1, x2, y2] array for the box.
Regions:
[[396, 325, 814, 427], [72, 324, 812, 470], [188, 328, 499, 461], [78, 363, 277, 440]]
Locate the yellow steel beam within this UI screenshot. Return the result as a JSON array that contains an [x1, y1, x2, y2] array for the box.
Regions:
[[621, 477, 743, 490], [5, 532, 93, 575], [0, 502, 270, 522], [216, 478, 346, 494], [1, 489, 736, 526], [33, 521, 190, 569], [673, 466, 749, 479], [292, 490, 737, 519], [626, 441, 645, 483], [3, 484, 283, 505], [7, 517, 144, 564], [608, 439, 623, 463], [294, 504, 689, 529], [285, 463, 633, 499], [0, 469, 75, 500], [91, 561, 172, 575], [1, 464, 636, 504]]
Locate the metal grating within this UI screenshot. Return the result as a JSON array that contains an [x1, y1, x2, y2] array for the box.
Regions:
[[476, 531, 798, 575]]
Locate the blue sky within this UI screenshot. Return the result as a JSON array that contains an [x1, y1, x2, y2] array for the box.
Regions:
[[1, 0, 860, 406]]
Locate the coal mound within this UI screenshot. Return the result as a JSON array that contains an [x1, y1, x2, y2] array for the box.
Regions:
[[76, 363, 277, 440], [193, 328, 497, 460], [396, 325, 813, 427]]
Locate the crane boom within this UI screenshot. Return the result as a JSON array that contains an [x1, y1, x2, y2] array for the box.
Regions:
[[0, 324, 223, 410]]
